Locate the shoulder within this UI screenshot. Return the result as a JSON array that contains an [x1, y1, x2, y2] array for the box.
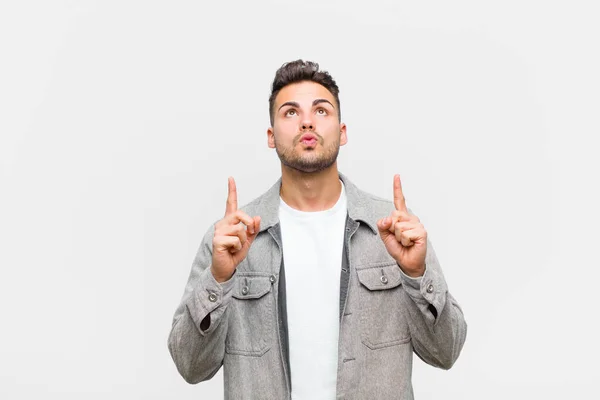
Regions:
[[344, 178, 417, 228], [358, 188, 396, 213]]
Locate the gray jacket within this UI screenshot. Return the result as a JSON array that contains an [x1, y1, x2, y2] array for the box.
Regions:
[[168, 172, 467, 399]]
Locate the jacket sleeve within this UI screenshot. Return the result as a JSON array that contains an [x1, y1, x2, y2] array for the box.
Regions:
[[168, 223, 236, 384], [399, 238, 467, 370]]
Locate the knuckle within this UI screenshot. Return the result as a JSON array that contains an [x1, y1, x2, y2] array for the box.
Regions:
[[233, 223, 244, 233], [235, 210, 248, 222]]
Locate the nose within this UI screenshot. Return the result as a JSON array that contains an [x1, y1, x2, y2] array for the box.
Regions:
[[300, 116, 314, 131]]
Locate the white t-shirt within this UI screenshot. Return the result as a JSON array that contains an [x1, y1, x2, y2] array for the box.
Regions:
[[278, 180, 348, 400]]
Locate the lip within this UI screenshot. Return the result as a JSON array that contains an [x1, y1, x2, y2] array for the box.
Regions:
[[300, 133, 318, 142]]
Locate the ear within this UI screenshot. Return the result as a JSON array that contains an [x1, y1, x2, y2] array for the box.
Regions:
[[267, 127, 275, 148], [339, 123, 348, 146]]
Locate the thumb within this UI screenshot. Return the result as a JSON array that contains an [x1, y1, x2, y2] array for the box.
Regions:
[[377, 217, 393, 241], [234, 216, 261, 260], [246, 216, 261, 246]]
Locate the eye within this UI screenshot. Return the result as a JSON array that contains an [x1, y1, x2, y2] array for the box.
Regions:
[[316, 108, 328, 115], [285, 109, 297, 117]]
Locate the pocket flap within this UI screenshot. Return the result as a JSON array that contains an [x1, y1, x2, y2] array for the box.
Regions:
[[356, 262, 402, 291], [232, 275, 273, 299]]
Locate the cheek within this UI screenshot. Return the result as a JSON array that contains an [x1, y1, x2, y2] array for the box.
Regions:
[[276, 118, 297, 129], [322, 120, 341, 135], [274, 121, 297, 138], [272, 129, 296, 146]]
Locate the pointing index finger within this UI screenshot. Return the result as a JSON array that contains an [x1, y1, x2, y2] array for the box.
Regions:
[[393, 174, 408, 212], [225, 176, 238, 216]]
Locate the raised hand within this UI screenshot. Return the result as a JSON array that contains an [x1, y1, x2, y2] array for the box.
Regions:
[[376, 174, 427, 278], [211, 177, 261, 283]]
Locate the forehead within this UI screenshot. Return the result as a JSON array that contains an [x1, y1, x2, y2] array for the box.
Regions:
[[275, 81, 336, 107]]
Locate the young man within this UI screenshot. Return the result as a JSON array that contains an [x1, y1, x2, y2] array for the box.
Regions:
[[168, 60, 467, 399]]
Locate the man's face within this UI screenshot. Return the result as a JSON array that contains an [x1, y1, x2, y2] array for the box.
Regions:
[[267, 81, 347, 174]]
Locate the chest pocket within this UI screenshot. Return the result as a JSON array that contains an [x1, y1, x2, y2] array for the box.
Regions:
[[356, 262, 411, 350], [225, 273, 275, 357]]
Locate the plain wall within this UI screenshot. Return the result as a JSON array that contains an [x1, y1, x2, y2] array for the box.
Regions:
[[1, 1, 599, 399]]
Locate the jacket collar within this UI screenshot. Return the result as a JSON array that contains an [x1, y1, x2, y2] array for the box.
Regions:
[[251, 171, 378, 235]]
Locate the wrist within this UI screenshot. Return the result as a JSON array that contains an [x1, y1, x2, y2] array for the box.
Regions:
[[211, 266, 235, 283], [398, 263, 425, 278]]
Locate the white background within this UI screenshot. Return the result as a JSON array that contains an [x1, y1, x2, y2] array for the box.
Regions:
[[1, 1, 599, 399]]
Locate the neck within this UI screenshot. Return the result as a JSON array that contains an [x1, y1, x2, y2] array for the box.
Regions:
[[279, 163, 342, 212]]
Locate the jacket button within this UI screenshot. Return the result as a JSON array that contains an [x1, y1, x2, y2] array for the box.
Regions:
[[380, 275, 388, 284], [426, 284, 434, 294], [241, 286, 249, 295], [269, 275, 276, 284], [208, 292, 217, 302]]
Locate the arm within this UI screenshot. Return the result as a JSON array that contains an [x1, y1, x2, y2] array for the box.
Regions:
[[168, 177, 260, 383], [399, 239, 467, 369], [167, 224, 236, 384], [377, 175, 467, 370]]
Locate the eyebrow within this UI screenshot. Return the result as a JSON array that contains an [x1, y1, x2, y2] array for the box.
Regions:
[[278, 98, 335, 112]]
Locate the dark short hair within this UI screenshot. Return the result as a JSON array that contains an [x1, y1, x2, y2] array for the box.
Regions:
[[268, 60, 341, 125]]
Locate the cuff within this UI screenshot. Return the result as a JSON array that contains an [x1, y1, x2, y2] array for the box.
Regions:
[[186, 267, 236, 335], [399, 265, 424, 288], [400, 251, 448, 321]]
